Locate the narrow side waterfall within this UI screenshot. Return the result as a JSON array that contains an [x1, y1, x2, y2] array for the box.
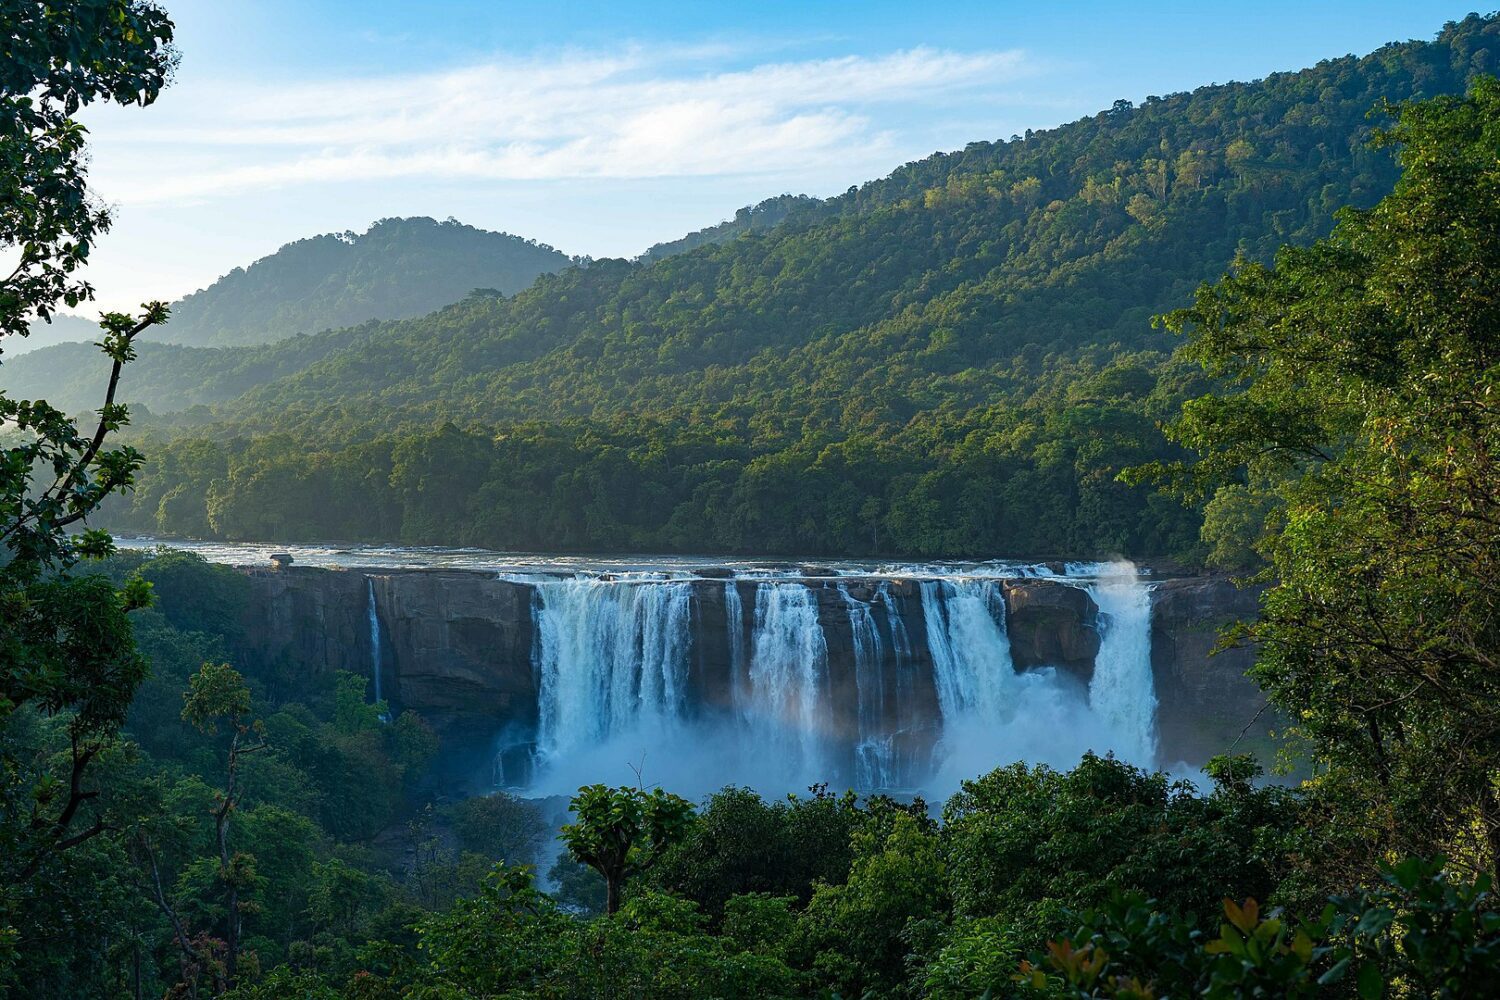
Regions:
[[880, 582, 911, 660], [724, 581, 747, 714], [880, 583, 920, 775], [1083, 563, 1158, 764], [366, 578, 383, 705], [841, 584, 893, 789]]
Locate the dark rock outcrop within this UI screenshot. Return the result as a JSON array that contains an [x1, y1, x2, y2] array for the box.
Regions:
[[372, 571, 535, 732], [240, 566, 369, 678], [1002, 580, 1100, 680], [1149, 577, 1274, 765]]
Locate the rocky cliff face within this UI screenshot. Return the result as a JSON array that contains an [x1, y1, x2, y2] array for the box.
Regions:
[[1003, 581, 1100, 679], [1149, 577, 1273, 765], [373, 571, 537, 742], [240, 566, 369, 676], [236, 566, 1269, 775]]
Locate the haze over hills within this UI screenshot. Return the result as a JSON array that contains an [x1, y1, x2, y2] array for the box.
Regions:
[[8, 216, 573, 361], [12, 312, 102, 356], [2, 204, 796, 408], [149, 216, 575, 347], [12, 14, 1495, 558]]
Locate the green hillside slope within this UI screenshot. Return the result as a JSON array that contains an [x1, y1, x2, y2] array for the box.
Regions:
[[92, 14, 1500, 559]]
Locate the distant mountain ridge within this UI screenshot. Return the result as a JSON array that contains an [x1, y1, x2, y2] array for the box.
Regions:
[[9, 14, 1498, 560], [638, 194, 818, 262], [151, 216, 574, 347], [10, 216, 574, 361], [14, 313, 103, 357]]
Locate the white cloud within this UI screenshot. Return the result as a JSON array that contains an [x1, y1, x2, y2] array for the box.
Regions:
[[81, 44, 1037, 206]]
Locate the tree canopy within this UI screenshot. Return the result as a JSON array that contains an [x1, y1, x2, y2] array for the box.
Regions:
[[1133, 73, 1500, 882]]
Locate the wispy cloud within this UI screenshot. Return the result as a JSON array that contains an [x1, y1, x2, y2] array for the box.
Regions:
[[84, 44, 1038, 205]]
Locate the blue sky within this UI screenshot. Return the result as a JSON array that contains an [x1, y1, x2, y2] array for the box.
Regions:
[[73, 0, 1474, 311]]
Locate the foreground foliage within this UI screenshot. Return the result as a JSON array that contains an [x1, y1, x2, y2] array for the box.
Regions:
[[1023, 859, 1500, 999], [1, 1, 174, 991], [1134, 73, 1500, 881]]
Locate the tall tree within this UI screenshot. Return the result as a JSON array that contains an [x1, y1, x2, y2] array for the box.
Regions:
[[562, 784, 695, 915], [0, 0, 176, 981], [181, 663, 265, 991], [1131, 77, 1500, 878]]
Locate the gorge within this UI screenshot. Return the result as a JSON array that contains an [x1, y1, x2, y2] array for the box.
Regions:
[[146, 542, 1272, 798]]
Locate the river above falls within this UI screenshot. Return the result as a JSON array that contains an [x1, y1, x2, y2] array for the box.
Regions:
[[112, 535, 1145, 583]]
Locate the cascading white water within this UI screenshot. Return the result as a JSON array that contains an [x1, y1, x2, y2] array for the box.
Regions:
[[533, 578, 693, 766], [519, 562, 1158, 797], [724, 581, 747, 714], [366, 578, 383, 705], [125, 541, 1170, 795], [920, 578, 1015, 719], [916, 568, 1161, 790], [880, 582, 911, 661], [1080, 562, 1157, 764], [841, 584, 893, 789], [746, 582, 833, 785]]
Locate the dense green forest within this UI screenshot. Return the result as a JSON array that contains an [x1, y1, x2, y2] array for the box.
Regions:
[[9, 14, 1495, 560], [5, 4, 1500, 998]]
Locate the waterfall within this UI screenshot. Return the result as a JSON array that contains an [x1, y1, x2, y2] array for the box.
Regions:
[[917, 572, 1165, 789], [881, 582, 911, 661], [919, 578, 1015, 720], [533, 578, 694, 764], [746, 582, 832, 784], [724, 581, 748, 714], [841, 585, 892, 789], [1081, 563, 1157, 765], [514, 561, 1159, 796], [880, 583, 920, 779], [366, 578, 383, 705]]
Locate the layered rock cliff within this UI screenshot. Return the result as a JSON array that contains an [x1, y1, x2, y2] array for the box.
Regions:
[[236, 566, 1273, 778]]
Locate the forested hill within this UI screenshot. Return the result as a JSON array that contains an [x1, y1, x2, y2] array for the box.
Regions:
[[637, 194, 818, 261], [4, 218, 569, 361], [150, 216, 573, 347], [80, 14, 1500, 558]]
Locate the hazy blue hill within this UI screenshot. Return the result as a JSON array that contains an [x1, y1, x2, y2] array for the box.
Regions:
[[146, 216, 574, 347], [13, 313, 103, 356], [0, 328, 367, 416]]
